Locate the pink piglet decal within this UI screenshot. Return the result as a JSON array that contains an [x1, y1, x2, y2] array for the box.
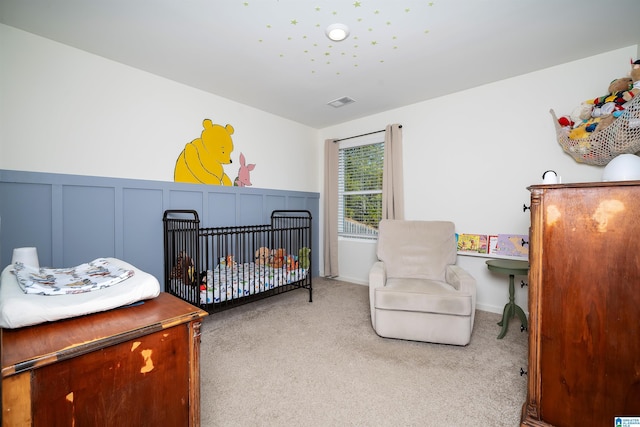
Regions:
[[234, 152, 256, 187]]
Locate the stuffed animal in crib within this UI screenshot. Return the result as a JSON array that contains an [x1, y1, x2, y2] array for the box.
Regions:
[[171, 251, 195, 284], [174, 119, 235, 186], [255, 247, 270, 265], [199, 271, 207, 291], [271, 248, 285, 268], [225, 255, 236, 267], [298, 247, 311, 269], [286, 255, 298, 271]]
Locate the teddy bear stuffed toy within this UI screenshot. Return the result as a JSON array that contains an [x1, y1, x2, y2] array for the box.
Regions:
[[255, 247, 270, 266], [564, 78, 631, 129], [591, 77, 633, 108], [270, 248, 286, 268], [566, 65, 640, 138], [594, 64, 640, 132], [626, 61, 640, 100]]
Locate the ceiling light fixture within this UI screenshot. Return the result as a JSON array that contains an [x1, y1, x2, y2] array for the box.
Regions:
[[325, 23, 350, 42]]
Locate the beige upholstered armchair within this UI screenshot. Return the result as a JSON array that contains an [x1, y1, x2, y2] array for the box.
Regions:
[[369, 220, 477, 346]]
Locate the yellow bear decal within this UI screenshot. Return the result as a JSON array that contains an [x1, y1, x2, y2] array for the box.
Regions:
[[174, 119, 234, 186]]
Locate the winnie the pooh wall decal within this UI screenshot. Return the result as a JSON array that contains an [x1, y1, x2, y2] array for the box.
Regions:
[[174, 119, 235, 185], [234, 153, 256, 187]]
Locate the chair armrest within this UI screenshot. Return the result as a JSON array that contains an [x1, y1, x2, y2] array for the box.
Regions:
[[369, 261, 387, 289], [368, 261, 387, 329], [446, 264, 477, 328], [445, 264, 476, 295]]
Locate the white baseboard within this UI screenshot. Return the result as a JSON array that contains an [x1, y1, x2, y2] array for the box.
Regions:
[[475, 303, 502, 315], [334, 275, 367, 286]]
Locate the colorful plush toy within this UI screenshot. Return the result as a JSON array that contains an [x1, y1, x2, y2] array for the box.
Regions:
[[171, 251, 195, 284], [286, 255, 298, 271], [199, 271, 208, 292], [627, 61, 640, 101], [255, 247, 270, 266], [298, 247, 310, 269], [271, 248, 285, 268], [566, 65, 640, 139], [591, 77, 633, 108], [594, 64, 640, 132]]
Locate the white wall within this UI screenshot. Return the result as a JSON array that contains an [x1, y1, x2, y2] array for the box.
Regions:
[[318, 45, 639, 313], [2, 23, 638, 314], [0, 24, 319, 193]]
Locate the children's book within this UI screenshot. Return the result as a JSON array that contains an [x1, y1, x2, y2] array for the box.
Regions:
[[488, 235, 499, 254], [493, 234, 529, 258], [457, 234, 488, 253]]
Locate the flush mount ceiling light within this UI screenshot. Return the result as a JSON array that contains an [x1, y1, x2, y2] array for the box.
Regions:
[[325, 23, 350, 42]]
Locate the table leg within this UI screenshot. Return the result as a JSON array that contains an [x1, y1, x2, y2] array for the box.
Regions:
[[497, 273, 518, 339], [515, 305, 528, 331], [497, 303, 512, 339]]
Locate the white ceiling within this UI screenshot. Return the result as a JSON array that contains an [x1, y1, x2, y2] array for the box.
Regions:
[[2, 0, 640, 128]]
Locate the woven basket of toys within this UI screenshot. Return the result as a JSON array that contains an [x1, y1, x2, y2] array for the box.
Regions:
[[553, 64, 640, 166]]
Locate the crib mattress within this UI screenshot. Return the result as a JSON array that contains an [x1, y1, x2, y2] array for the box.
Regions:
[[205, 263, 308, 303], [0, 258, 161, 329], [171, 262, 308, 305]]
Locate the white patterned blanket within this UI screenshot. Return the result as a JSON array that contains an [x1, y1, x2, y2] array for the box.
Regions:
[[14, 258, 134, 296]]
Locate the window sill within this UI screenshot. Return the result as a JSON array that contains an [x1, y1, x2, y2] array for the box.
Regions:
[[338, 236, 378, 243]]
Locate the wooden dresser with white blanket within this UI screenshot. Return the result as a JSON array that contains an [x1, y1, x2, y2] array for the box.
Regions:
[[2, 292, 207, 426]]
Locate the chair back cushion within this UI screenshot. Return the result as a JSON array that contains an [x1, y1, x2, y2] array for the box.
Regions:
[[376, 220, 456, 281]]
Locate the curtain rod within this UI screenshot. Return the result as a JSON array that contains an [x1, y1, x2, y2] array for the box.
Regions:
[[333, 124, 402, 143]]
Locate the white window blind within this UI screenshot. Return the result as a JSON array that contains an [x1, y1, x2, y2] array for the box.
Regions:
[[338, 138, 384, 239]]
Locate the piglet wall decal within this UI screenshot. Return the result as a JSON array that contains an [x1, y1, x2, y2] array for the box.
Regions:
[[234, 153, 256, 187]]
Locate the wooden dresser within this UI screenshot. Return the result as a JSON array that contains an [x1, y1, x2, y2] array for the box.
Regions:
[[521, 181, 640, 426], [2, 292, 207, 427]]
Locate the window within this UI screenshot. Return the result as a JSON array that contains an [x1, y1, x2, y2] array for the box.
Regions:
[[338, 135, 384, 239]]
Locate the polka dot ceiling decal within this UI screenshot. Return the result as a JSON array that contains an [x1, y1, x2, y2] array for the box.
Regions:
[[241, 1, 435, 76]]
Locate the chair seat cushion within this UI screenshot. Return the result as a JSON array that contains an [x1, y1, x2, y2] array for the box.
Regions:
[[375, 278, 472, 316]]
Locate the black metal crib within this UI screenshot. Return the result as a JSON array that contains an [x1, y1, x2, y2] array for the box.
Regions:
[[163, 210, 312, 313]]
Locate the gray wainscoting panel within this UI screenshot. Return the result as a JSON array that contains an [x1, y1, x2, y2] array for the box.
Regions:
[[0, 170, 320, 289], [206, 192, 237, 227], [62, 185, 116, 264], [238, 193, 266, 225], [123, 187, 164, 276], [1, 182, 53, 265]]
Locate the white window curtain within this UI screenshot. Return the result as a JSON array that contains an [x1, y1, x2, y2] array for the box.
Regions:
[[324, 139, 339, 278], [382, 124, 404, 220]]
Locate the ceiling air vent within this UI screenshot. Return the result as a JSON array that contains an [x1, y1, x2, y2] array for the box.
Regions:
[[327, 96, 356, 108]]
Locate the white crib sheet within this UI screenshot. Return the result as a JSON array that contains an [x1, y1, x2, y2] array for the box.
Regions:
[[202, 262, 308, 304], [0, 258, 161, 329]]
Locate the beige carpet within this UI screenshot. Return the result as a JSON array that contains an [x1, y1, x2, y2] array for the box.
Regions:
[[199, 277, 528, 426]]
